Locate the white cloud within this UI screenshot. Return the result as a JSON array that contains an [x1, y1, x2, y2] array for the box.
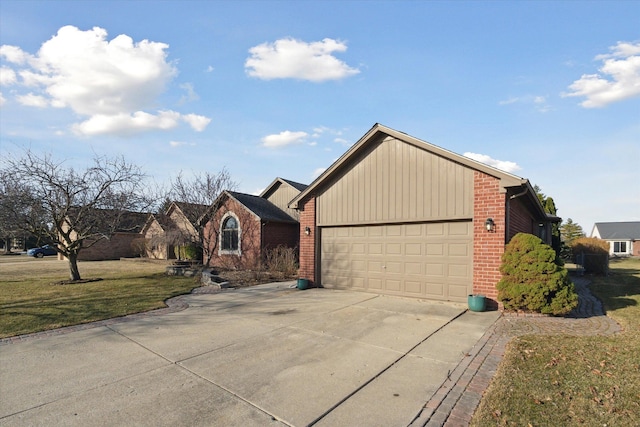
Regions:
[[499, 95, 551, 112], [0, 92, 5, 107], [179, 82, 199, 104], [169, 140, 195, 147], [463, 152, 521, 173], [245, 37, 360, 82], [498, 97, 519, 105], [261, 130, 308, 148], [17, 93, 48, 107], [0, 67, 17, 85], [71, 110, 182, 136], [0, 25, 211, 135], [181, 113, 211, 131], [0, 45, 31, 64], [563, 40, 640, 108], [312, 167, 327, 178]]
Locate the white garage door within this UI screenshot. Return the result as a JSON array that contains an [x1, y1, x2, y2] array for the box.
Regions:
[[320, 222, 473, 302]]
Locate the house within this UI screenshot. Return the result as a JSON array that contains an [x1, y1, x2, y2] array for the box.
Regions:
[[590, 221, 640, 257], [289, 124, 559, 309], [141, 201, 208, 259], [60, 210, 149, 261], [204, 178, 307, 269]]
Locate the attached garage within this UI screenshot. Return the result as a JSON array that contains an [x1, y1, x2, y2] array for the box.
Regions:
[[290, 124, 559, 308], [321, 222, 472, 302]]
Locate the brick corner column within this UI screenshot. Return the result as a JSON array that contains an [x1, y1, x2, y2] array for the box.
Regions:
[[298, 197, 316, 287], [473, 171, 506, 310]]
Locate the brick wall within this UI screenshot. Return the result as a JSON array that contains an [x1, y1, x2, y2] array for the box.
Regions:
[[473, 171, 506, 309], [204, 198, 261, 269], [298, 197, 316, 285], [77, 232, 140, 260], [262, 222, 299, 250]]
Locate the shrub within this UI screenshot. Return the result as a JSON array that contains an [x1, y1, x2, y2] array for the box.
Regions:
[[497, 233, 578, 315], [264, 246, 298, 277], [569, 237, 609, 275], [175, 244, 201, 261]]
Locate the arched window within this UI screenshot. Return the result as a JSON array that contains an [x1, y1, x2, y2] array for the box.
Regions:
[[221, 216, 239, 251]]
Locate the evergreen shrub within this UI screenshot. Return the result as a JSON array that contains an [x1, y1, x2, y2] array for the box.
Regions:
[[497, 233, 578, 315]]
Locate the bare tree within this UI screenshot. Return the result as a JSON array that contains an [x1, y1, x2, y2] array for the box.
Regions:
[[0, 151, 149, 281], [168, 169, 237, 266], [0, 168, 25, 253]]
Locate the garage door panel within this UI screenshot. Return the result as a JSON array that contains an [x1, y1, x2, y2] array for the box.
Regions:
[[368, 243, 383, 254], [405, 243, 423, 255], [448, 264, 470, 277], [449, 243, 469, 256], [405, 281, 422, 294], [405, 224, 423, 236], [386, 243, 402, 255], [369, 278, 383, 290], [405, 262, 422, 275], [426, 282, 445, 297], [426, 244, 444, 256], [320, 221, 472, 302]]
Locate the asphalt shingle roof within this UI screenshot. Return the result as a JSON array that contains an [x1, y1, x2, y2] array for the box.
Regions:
[[593, 221, 640, 240], [280, 178, 308, 192], [228, 191, 297, 223]]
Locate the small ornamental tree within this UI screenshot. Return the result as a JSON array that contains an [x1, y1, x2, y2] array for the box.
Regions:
[[497, 233, 578, 315]]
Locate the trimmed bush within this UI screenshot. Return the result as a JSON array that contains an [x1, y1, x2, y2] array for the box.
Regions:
[[497, 233, 578, 315], [175, 244, 201, 261], [569, 237, 609, 275]]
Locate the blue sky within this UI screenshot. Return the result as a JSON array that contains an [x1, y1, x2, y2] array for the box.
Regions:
[[1, 1, 638, 233]]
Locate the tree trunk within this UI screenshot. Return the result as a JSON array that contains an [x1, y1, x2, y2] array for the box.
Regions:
[[67, 252, 81, 281]]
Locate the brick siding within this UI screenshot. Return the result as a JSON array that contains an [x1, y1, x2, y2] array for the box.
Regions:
[[76, 232, 140, 260], [262, 222, 299, 251], [473, 171, 506, 309], [205, 198, 261, 268], [204, 198, 300, 269], [298, 197, 316, 286]]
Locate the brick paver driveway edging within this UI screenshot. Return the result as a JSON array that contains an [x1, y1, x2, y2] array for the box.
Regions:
[[412, 276, 622, 427]]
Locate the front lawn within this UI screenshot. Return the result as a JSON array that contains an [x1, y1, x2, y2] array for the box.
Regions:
[[471, 258, 640, 426], [0, 258, 198, 338]]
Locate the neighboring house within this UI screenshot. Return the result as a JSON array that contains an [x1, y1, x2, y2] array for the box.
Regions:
[[140, 201, 208, 259], [205, 178, 307, 268], [59, 210, 149, 261], [591, 221, 640, 257], [289, 124, 559, 308]]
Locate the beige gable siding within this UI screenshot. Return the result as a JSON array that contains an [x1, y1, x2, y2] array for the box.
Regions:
[[317, 136, 474, 226], [264, 182, 300, 221], [169, 208, 198, 239]]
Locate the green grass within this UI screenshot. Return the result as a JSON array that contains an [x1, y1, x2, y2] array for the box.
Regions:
[[471, 258, 640, 426], [0, 257, 199, 338]]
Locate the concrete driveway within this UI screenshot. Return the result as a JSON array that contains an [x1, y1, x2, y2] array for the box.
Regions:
[[0, 281, 500, 427]]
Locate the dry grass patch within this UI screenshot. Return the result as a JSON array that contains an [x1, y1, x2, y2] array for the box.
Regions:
[[471, 258, 640, 427], [0, 257, 198, 338]]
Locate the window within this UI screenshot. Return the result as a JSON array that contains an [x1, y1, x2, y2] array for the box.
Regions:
[[613, 241, 627, 253], [221, 216, 239, 251]]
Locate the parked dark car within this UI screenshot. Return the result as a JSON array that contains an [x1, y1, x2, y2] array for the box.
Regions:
[[27, 245, 57, 258]]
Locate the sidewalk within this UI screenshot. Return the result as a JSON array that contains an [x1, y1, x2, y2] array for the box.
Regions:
[[411, 277, 621, 426]]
